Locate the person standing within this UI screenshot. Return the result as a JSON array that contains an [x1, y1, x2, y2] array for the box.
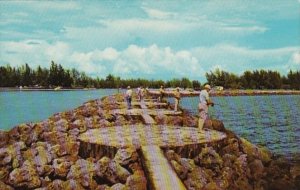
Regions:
[[125, 86, 133, 109], [158, 85, 165, 102], [198, 84, 214, 131], [140, 87, 145, 102], [174, 87, 181, 112], [137, 86, 141, 101]]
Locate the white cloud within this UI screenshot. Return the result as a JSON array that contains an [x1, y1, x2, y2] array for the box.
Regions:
[[291, 51, 300, 65], [142, 7, 175, 19], [192, 44, 299, 75], [1, 40, 299, 80]]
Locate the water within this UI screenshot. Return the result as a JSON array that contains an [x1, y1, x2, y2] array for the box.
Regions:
[[0, 89, 117, 130], [1, 90, 300, 161], [179, 95, 300, 161]]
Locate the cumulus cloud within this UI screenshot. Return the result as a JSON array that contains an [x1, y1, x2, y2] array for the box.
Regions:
[[1, 40, 299, 80], [192, 44, 299, 75], [291, 51, 300, 65], [142, 7, 176, 19]]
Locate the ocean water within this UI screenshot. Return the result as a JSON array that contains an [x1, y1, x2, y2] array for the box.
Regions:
[[1, 90, 299, 161], [0, 89, 117, 130], [179, 95, 300, 161]]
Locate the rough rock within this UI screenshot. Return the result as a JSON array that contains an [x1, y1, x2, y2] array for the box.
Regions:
[[184, 167, 208, 190], [154, 113, 168, 125], [167, 116, 183, 126], [111, 183, 126, 190], [240, 137, 272, 163], [290, 163, 300, 179], [165, 149, 181, 162], [195, 146, 223, 166], [0, 131, 9, 148], [98, 119, 112, 128], [67, 159, 97, 189], [249, 159, 265, 180], [114, 147, 138, 166], [0, 181, 14, 190], [170, 160, 188, 179], [53, 158, 73, 178], [8, 160, 41, 189], [0, 166, 10, 182], [182, 115, 197, 127], [125, 170, 147, 190], [204, 119, 226, 132], [96, 156, 131, 184], [64, 179, 86, 190], [221, 138, 242, 157]]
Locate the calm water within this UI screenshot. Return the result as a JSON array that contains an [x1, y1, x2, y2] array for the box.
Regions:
[[179, 95, 300, 160], [0, 89, 117, 130], [1, 90, 300, 161]]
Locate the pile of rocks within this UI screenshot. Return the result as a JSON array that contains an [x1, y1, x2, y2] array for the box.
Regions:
[[0, 95, 147, 190], [164, 120, 300, 190]]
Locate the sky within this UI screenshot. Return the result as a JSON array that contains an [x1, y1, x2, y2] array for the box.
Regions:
[[0, 0, 299, 81]]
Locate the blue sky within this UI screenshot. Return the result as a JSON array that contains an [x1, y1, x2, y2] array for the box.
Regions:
[[0, 0, 299, 81]]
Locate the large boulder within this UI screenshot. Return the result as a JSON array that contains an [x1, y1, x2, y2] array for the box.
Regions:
[[0, 181, 13, 190], [170, 160, 188, 179], [204, 119, 226, 132], [53, 158, 73, 178], [184, 167, 208, 190], [240, 137, 272, 163], [96, 157, 131, 184], [67, 159, 97, 189], [125, 170, 147, 190], [8, 160, 41, 189], [114, 147, 138, 166], [249, 159, 265, 180], [195, 146, 223, 166], [0, 131, 9, 148]]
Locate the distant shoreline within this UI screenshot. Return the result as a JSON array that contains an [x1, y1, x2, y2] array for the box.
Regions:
[[0, 87, 99, 92], [1, 87, 300, 96]]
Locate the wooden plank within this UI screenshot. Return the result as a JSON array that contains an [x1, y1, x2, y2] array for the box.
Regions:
[[79, 126, 227, 148], [140, 145, 187, 190], [141, 114, 156, 125], [116, 102, 167, 106], [140, 102, 148, 109], [110, 108, 182, 116]]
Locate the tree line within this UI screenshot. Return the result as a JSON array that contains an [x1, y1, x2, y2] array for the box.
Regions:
[[0, 62, 299, 89], [206, 68, 300, 90]]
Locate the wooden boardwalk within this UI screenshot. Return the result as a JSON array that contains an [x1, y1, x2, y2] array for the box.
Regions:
[[141, 145, 186, 190], [79, 96, 227, 190]]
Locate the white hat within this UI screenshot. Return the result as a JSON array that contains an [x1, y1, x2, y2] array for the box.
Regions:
[[127, 86, 130, 89], [204, 84, 211, 90]]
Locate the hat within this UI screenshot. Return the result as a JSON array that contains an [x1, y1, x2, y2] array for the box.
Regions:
[[176, 87, 180, 90], [127, 86, 130, 89], [204, 84, 211, 90]]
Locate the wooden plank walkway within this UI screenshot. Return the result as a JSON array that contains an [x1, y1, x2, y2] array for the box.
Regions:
[[117, 101, 167, 107], [79, 97, 227, 189], [141, 114, 156, 125], [110, 108, 182, 116], [141, 145, 186, 190], [79, 125, 226, 149]]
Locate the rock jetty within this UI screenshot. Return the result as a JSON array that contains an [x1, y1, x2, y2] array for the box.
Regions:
[[0, 92, 299, 190]]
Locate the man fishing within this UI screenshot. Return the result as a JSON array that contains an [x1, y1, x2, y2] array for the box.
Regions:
[[198, 84, 214, 131]]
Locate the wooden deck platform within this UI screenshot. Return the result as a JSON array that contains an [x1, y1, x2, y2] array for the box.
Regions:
[[141, 145, 186, 190], [79, 125, 226, 149]]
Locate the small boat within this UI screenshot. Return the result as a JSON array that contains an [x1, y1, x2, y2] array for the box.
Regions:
[[54, 86, 61, 91]]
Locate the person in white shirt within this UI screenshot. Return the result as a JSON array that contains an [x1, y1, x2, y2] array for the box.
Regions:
[[198, 84, 214, 131], [174, 87, 181, 112], [125, 86, 133, 109]]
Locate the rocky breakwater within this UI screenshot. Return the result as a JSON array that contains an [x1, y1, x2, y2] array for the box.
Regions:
[[164, 120, 300, 190], [0, 92, 299, 190]]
